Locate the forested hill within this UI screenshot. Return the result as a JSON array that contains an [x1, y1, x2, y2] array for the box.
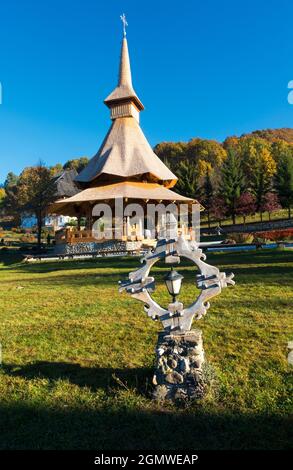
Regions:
[[154, 128, 293, 165], [153, 128, 293, 173], [153, 128, 293, 220], [248, 128, 293, 143]]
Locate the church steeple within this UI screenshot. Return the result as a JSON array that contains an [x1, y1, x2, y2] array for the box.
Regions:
[[104, 16, 144, 121], [75, 16, 177, 189], [118, 37, 133, 88]]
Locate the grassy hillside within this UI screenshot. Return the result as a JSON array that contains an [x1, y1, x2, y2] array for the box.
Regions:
[[0, 250, 292, 449]]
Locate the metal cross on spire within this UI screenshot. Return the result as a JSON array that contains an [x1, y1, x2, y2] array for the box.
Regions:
[[120, 13, 128, 37]]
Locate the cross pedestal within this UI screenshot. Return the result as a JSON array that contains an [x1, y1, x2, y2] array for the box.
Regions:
[[152, 329, 206, 402]]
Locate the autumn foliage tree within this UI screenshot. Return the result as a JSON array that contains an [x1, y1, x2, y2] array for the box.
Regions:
[[235, 192, 256, 224], [63, 157, 89, 173], [210, 196, 227, 223], [0, 187, 6, 212], [16, 164, 57, 246], [260, 192, 281, 220]]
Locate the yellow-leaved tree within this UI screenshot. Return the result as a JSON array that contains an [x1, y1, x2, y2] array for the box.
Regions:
[[238, 136, 276, 214]]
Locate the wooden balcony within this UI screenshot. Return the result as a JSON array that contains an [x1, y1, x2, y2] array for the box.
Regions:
[[55, 225, 196, 246]]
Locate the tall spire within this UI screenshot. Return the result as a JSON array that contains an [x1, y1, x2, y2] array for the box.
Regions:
[[104, 15, 144, 118], [118, 13, 131, 87], [118, 37, 133, 88]]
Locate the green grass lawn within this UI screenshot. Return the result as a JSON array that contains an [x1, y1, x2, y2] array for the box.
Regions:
[[201, 208, 291, 228], [0, 249, 292, 450]]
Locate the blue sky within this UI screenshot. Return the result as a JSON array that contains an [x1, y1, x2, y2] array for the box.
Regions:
[[1, 0, 293, 183]]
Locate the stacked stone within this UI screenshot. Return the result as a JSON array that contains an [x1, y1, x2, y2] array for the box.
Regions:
[[152, 329, 205, 402]]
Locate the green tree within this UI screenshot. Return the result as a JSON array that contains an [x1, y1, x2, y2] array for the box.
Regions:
[[154, 142, 187, 161], [175, 160, 198, 199], [200, 168, 214, 227], [270, 140, 293, 163], [275, 155, 293, 218], [3, 172, 20, 223], [4, 172, 19, 189], [219, 149, 245, 224], [63, 157, 89, 173], [50, 163, 63, 176]]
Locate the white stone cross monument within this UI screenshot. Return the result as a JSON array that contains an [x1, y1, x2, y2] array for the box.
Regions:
[[119, 234, 235, 402]]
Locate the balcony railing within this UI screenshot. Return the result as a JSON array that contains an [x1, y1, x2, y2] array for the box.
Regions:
[[55, 225, 195, 245]]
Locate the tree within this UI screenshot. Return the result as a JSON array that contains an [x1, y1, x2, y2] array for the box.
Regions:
[[199, 168, 214, 227], [186, 138, 227, 169], [210, 196, 227, 223], [0, 187, 6, 211], [50, 163, 63, 176], [219, 149, 245, 224], [238, 137, 277, 216], [251, 147, 277, 219], [271, 140, 293, 163], [196, 159, 213, 178], [275, 155, 293, 218], [16, 164, 57, 246], [4, 172, 19, 189], [63, 157, 89, 173], [223, 136, 240, 151], [238, 135, 272, 179], [3, 172, 20, 223], [174, 160, 198, 198], [154, 142, 187, 161], [260, 192, 281, 221], [235, 192, 256, 224]]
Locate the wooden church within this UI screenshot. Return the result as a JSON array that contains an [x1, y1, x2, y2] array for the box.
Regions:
[[51, 21, 200, 254]]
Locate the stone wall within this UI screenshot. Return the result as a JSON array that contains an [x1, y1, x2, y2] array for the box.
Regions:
[[153, 329, 206, 402], [54, 240, 142, 255]]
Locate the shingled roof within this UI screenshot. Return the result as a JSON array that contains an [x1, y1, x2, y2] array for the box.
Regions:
[[75, 117, 177, 187], [104, 37, 144, 111], [53, 169, 80, 198], [51, 181, 197, 216]]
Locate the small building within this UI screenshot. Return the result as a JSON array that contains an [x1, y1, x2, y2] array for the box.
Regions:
[[50, 29, 201, 254]]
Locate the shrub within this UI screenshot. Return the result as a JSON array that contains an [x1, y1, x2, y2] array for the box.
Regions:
[[228, 233, 254, 244], [254, 229, 293, 242], [20, 235, 36, 243]]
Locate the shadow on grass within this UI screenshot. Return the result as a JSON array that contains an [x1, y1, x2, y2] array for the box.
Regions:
[[14, 257, 139, 274], [3, 361, 153, 396], [5, 248, 293, 275], [2, 261, 292, 289], [0, 402, 291, 450], [0, 250, 24, 266], [1, 362, 292, 450]]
